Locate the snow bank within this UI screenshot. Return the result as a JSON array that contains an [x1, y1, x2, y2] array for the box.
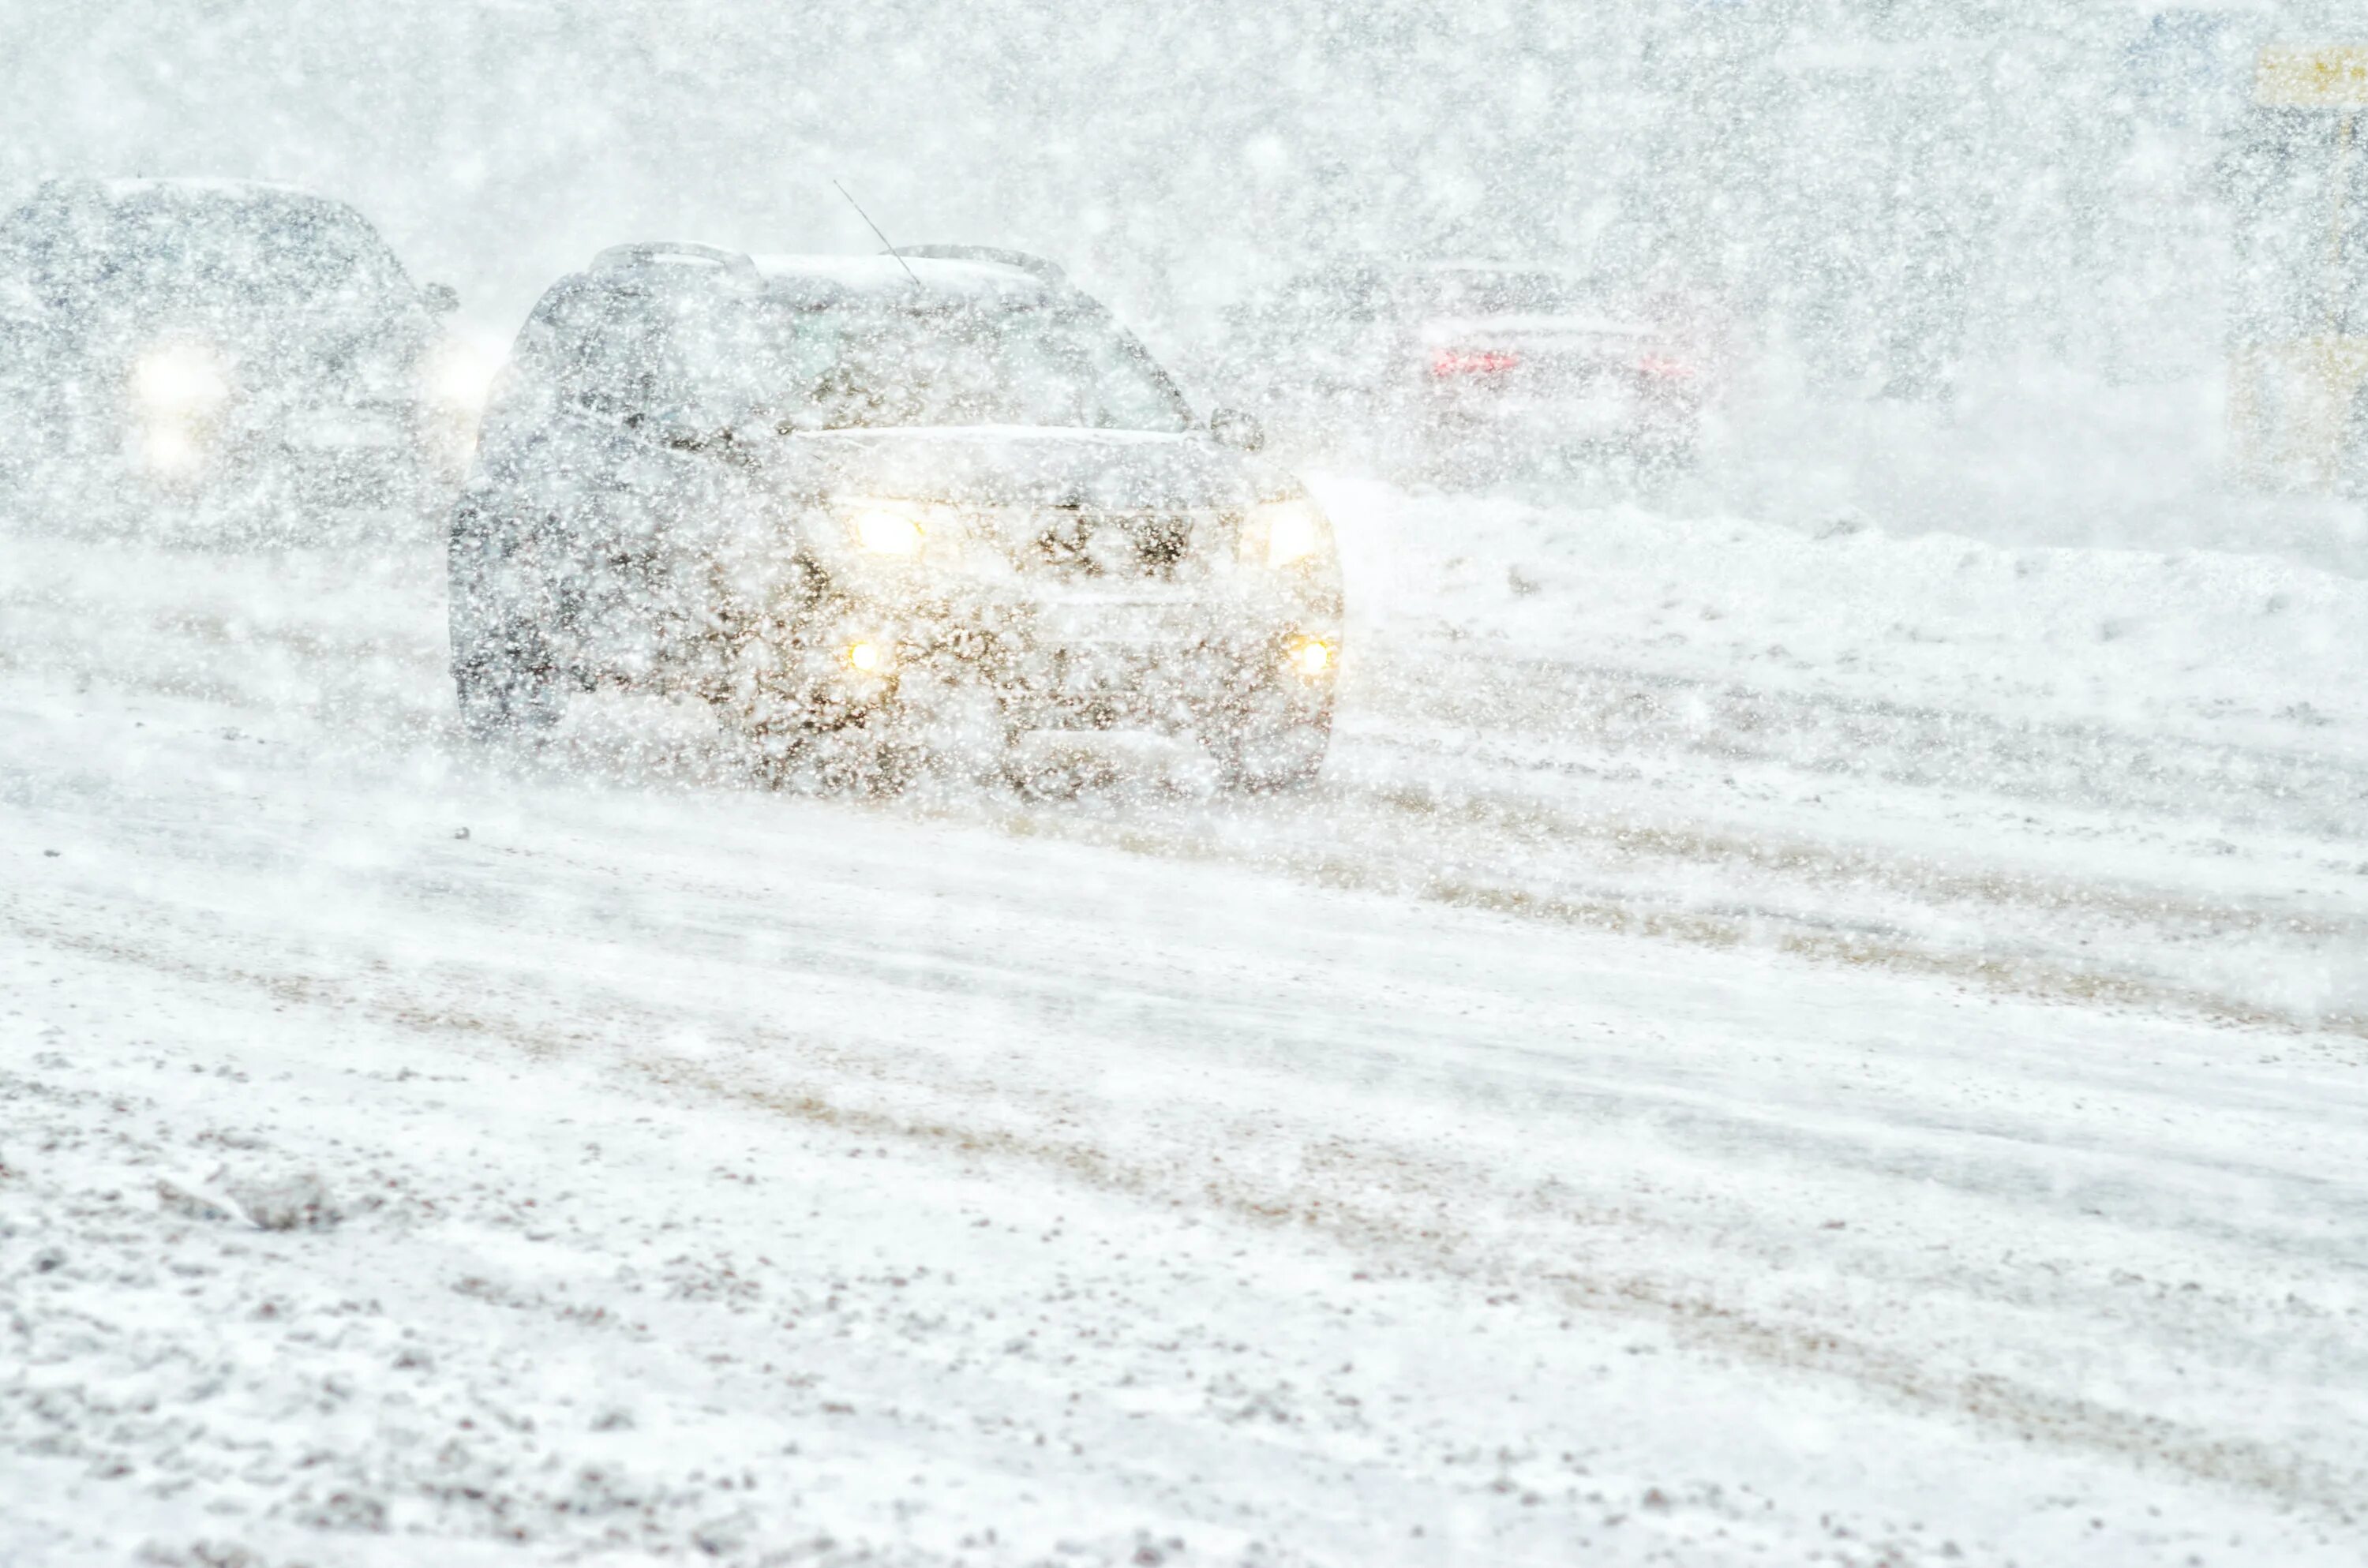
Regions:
[[1324, 474, 2368, 762]]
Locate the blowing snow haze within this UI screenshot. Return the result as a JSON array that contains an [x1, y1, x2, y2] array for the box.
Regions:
[[5, 0, 2365, 549], [2, 2, 2366, 1566]]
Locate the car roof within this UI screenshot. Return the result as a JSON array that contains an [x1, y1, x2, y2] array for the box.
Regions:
[[74, 177, 349, 211], [1287, 256, 1596, 283], [749, 253, 1061, 307], [1401, 260, 1596, 281]]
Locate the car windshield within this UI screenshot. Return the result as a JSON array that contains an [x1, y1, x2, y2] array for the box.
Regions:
[[779, 302, 1193, 433], [521, 283, 1195, 436], [3, 192, 408, 312]]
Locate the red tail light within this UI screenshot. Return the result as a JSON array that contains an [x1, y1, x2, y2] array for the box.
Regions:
[[1635, 354, 1694, 380], [1431, 348, 1521, 376]]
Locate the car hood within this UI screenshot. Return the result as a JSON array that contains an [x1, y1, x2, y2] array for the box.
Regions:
[[774, 425, 1276, 511]]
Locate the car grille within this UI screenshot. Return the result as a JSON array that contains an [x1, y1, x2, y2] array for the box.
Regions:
[[982, 507, 1231, 582]]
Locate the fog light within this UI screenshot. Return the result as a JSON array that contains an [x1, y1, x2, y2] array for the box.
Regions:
[[847, 505, 928, 556], [142, 423, 204, 473], [1287, 637, 1333, 678], [845, 640, 890, 674], [1240, 498, 1333, 570], [424, 336, 504, 410]]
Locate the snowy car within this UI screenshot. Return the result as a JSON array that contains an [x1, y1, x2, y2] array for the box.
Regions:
[[0, 177, 485, 512], [1220, 260, 1710, 481], [448, 242, 1341, 790]]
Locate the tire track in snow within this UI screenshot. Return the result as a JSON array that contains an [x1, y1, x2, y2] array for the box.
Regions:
[[13, 529, 2363, 1038], [7, 892, 2362, 1528], [957, 798, 2368, 1051], [1365, 643, 2368, 840]]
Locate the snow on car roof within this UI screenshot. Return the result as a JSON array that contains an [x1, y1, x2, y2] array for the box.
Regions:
[[86, 177, 347, 209], [750, 253, 1058, 305], [1418, 312, 1656, 338], [1405, 259, 1594, 277]]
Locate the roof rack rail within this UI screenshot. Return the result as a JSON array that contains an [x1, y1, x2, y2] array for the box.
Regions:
[[591, 241, 761, 285], [886, 245, 1068, 284]]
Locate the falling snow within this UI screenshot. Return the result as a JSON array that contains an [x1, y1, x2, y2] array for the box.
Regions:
[[3, 5, 2366, 1566]]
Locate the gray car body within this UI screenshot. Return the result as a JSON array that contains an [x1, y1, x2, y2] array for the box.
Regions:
[[0, 177, 460, 503], [449, 248, 1342, 784], [1217, 258, 1703, 480]]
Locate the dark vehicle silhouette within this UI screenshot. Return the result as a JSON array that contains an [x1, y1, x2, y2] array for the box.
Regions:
[[1221, 260, 1713, 482], [0, 177, 481, 513], [449, 243, 1341, 790]]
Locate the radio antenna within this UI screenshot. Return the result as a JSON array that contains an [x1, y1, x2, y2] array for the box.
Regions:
[[834, 180, 920, 288]]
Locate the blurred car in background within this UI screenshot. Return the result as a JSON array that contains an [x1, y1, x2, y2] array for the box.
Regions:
[[1217, 259, 1724, 483], [449, 241, 1340, 791], [0, 177, 493, 515], [2224, 44, 2368, 496]]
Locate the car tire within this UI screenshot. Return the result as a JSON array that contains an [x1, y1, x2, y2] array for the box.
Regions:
[[452, 628, 561, 740], [448, 499, 564, 740]]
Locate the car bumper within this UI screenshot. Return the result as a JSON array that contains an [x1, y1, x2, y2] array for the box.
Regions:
[[121, 402, 456, 496], [739, 589, 1339, 739], [1435, 399, 1693, 438]]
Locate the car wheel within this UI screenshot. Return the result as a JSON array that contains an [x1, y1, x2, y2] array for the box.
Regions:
[[452, 627, 561, 740], [448, 500, 564, 740]]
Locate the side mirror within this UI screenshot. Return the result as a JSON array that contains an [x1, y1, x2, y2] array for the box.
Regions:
[[1209, 406, 1265, 452], [422, 281, 461, 317]]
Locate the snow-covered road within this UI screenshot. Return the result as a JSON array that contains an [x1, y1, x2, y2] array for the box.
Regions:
[[3, 485, 2365, 1565]]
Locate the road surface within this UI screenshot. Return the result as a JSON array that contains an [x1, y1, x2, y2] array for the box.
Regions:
[[2, 483, 2363, 1565]]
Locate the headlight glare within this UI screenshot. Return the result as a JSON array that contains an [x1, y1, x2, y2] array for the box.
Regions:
[[133, 344, 230, 412], [424, 337, 503, 409], [1241, 498, 1332, 570], [851, 507, 927, 556], [835, 497, 960, 559], [141, 424, 204, 472]]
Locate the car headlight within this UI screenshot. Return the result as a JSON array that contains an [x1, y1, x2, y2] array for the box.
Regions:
[[1238, 498, 1332, 570], [423, 336, 504, 410], [834, 497, 961, 559], [1286, 634, 1335, 678], [141, 424, 204, 473], [132, 344, 230, 413]]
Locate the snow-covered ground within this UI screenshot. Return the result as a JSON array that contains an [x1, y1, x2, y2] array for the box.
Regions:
[[3, 481, 2366, 1566]]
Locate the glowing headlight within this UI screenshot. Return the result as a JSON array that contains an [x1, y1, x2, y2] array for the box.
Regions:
[[851, 507, 926, 556], [1287, 636, 1335, 678], [133, 344, 230, 412], [835, 497, 958, 559], [141, 424, 204, 473], [423, 337, 504, 410], [1240, 498, 1332, 570]]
